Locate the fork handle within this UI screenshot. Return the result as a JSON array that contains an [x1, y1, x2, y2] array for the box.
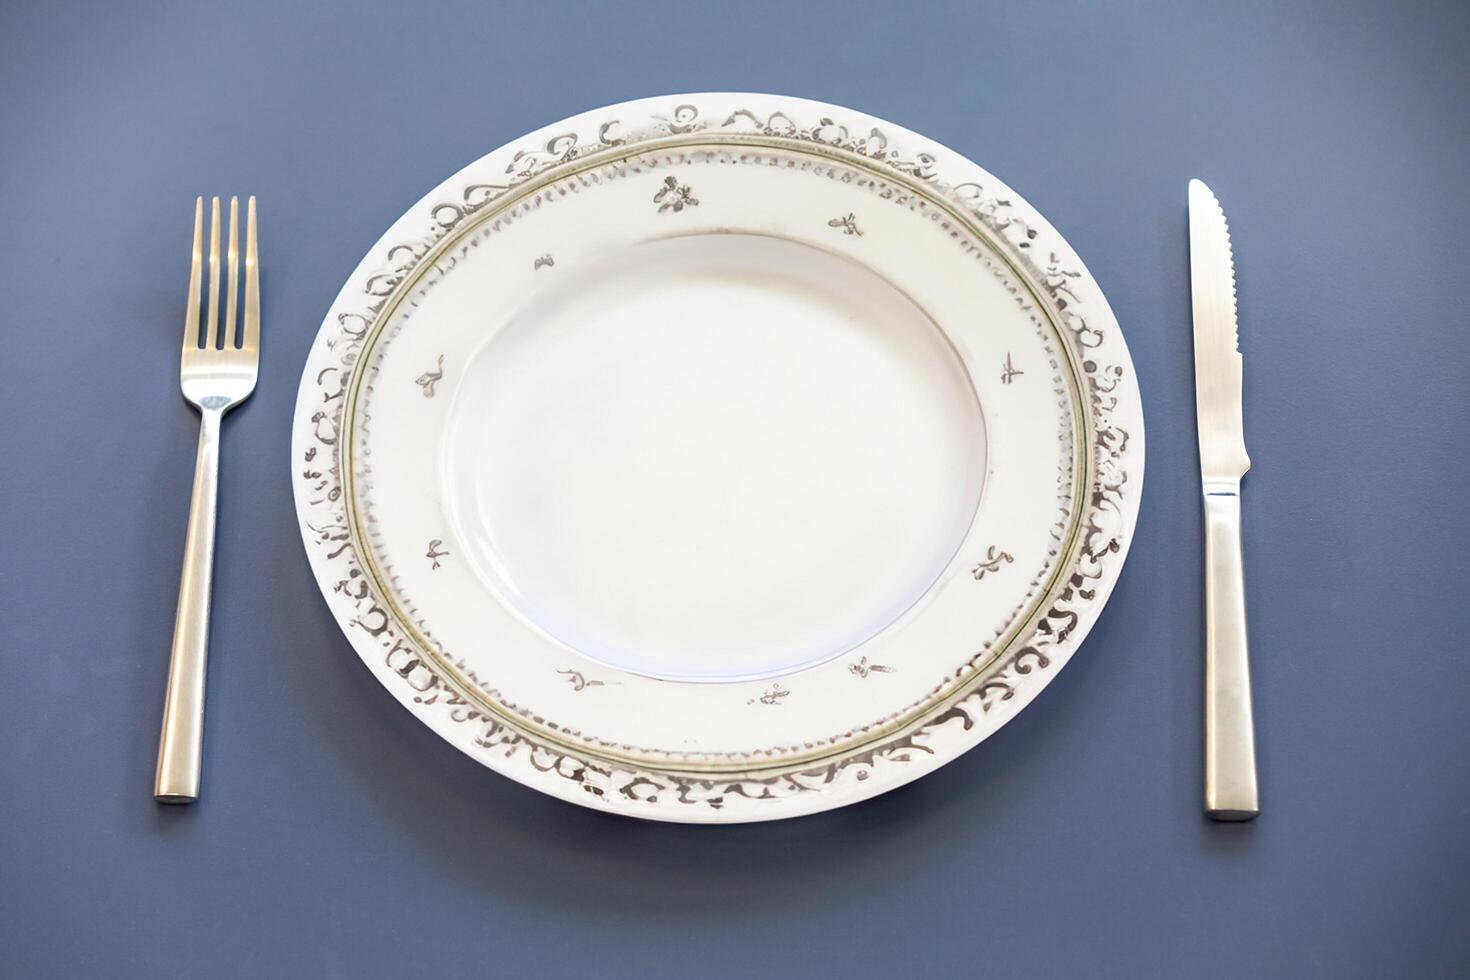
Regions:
[[155, 409, 223, 803], [1203, 485, 1259, 820]]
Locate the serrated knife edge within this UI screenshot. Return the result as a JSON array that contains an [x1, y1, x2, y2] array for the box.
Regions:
[[1188, 178, 1250, 483]]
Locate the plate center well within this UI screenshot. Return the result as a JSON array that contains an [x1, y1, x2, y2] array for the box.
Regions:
[[444, 234, 986, 682]]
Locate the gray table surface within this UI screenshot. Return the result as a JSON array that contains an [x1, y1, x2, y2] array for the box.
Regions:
[[3, 1, 1467, 977]]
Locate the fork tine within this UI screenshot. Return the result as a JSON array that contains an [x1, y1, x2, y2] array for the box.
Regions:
[[223, 197, 239, 348], [243, 196, 259, 351], [183, 197, 203, 350], [204, 197, 221, 349]]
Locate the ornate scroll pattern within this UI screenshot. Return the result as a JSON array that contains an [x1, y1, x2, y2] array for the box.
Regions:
[[721, 109, 939, 181], [294, 98, 1138, 819]]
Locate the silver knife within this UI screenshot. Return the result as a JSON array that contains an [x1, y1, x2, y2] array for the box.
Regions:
[[1188, 179, 1259, 821]]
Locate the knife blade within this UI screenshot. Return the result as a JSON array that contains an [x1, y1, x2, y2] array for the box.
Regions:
[[1188, 179, 1259, 821], [1190, 179, 1251, 485]]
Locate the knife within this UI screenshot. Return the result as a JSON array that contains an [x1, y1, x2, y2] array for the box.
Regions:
[[1188, 179, 1259, 821]]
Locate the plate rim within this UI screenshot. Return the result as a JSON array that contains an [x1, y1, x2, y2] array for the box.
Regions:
[[291, 92, 1144, 822]]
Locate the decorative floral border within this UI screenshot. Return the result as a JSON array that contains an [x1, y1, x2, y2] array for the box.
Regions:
[[292, 96, 1141, 822]]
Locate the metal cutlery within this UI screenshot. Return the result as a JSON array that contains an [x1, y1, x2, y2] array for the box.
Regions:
[[1188, 179, 1258, 821], [155, 196, 259, 804]]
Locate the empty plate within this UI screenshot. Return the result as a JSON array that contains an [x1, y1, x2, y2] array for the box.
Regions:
[[292, 93, 1144, 822]]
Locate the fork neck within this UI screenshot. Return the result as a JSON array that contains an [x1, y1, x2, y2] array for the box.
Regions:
[[197, 396, 234, 414], [193, 408, 223, 460]]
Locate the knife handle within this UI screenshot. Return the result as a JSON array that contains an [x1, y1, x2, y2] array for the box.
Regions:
[[1202, 484, 1259, 820]]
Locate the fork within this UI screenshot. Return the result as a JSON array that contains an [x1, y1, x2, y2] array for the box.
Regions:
[[154, 196, 259, 804]]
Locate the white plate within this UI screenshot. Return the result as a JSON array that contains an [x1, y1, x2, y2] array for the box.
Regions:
[[292, 94, 1143, 822]]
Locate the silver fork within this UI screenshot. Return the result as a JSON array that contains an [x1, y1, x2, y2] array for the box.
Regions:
[[155, 196, 259, 804]]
